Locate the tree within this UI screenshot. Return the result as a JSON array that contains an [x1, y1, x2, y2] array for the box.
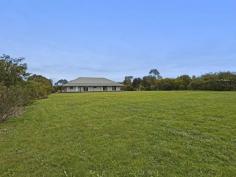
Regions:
[[149, 69, 162, 79], [0, 54, 29, 87], [123, 76, 133, 91], [124, 76, 133, 83], [54, 79, 68, 93], [142, 76, 157, 90], [55, 79, 68, 86], [0, 54, 52, 121], [132, 78, 142, 90], [157, 78, 177, 90], [176, 75, 192, 90]]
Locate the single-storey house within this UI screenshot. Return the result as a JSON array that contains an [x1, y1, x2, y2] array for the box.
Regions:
[[63, 77, 123, 92]]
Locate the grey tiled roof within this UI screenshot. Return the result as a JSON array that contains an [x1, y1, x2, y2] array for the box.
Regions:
[[63, 77, 123, 87]]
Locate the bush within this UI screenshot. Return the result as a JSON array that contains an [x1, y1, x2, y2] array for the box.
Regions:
[[0, 80, 53, 122], [188, 79, 236, 91], [26, 81, 49, 99], [0, 84, 31, 122], [28, 75, 53, 95], [0, 54, 53, 122], [157, 79, 178, 90]]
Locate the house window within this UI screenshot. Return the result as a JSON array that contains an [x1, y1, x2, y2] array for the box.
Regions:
[[93, 86, 97, 88], [69, 86, 73, 90], [112, 86, 116, 91], [103, 86, 108, 91]]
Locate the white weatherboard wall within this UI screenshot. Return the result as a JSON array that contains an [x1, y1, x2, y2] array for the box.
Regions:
[[65, 86, 75, 92], [88, 87, 103, 92], [64, 86, 121, 92], [116, 87, 121, 91]]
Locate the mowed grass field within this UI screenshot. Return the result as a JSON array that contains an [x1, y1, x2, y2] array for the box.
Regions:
[[0, 91, 236, 177]]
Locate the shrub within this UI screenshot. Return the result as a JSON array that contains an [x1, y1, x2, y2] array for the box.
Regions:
[[26, 81, 49, 99], [0, 54, 52, 122], [0, 84, 31, 122]]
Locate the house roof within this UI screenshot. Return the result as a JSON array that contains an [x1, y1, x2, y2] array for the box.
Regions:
[[63, 77, 123, 87]]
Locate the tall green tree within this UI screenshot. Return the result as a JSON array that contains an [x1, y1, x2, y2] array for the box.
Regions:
[[0, 54, 29, 87], [55, 79, 68, 86], [123, 76, 133, 91], [53, 79, 68, 93], [142, 76, 157, 90], [132, 78, 142, 90], [149, 69, 162, 79]]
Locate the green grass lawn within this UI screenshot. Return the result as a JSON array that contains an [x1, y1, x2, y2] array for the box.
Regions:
[[0, 91, 236, 177]]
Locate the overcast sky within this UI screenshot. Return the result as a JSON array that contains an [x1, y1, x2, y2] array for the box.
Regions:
[[0, 0, 236, 82]]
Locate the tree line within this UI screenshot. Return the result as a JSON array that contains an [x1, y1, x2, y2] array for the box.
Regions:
[[0, 54, 53, 122], [123, 69, 236, 91]]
